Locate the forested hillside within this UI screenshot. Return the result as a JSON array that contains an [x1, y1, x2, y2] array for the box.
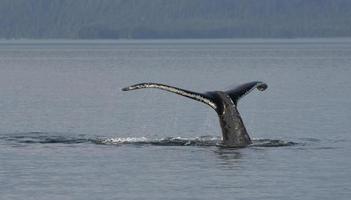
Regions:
[[0, 0, 350, 39]]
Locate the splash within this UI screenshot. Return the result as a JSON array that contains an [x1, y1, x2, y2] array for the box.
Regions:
[[97, 135, 219, 146], [0, 132, 297, 147], [251, 139, 298, 147]]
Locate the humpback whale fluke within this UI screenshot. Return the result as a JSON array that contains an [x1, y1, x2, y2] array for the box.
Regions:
[[122, 81, 267, 148]]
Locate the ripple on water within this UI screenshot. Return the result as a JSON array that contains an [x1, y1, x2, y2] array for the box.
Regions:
[[0, 132, 297, 148]]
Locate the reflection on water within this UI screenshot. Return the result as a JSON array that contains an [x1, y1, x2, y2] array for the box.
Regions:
[[213, 148, 243, 169]]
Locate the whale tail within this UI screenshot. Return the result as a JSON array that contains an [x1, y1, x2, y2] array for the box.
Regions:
[[122, 82, 217, 109], [122, 81, 267, 108], [225, 81, 268, 105], [122, 81, 267, 147]]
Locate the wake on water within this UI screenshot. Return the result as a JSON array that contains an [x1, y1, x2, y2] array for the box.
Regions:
[[0, 132, 297, 147]]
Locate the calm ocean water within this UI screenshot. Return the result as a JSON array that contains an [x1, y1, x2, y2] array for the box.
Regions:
[[0, 39, 350, 199]]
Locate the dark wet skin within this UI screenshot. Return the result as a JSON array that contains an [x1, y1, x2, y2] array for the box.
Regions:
[[122, 81, 267, 148], [208, 91, 251, 147]]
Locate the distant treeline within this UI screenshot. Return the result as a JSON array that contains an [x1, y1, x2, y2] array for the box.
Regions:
[[0, 0, 351, 39]]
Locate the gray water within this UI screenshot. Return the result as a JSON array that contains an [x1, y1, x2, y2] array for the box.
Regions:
[[0, 39, 350, 200]]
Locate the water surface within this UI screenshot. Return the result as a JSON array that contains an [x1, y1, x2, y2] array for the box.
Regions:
[[0, 39, 350, 200]]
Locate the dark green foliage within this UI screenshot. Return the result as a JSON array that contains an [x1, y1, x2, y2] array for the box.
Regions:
[[0, 0, 350, 39]]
